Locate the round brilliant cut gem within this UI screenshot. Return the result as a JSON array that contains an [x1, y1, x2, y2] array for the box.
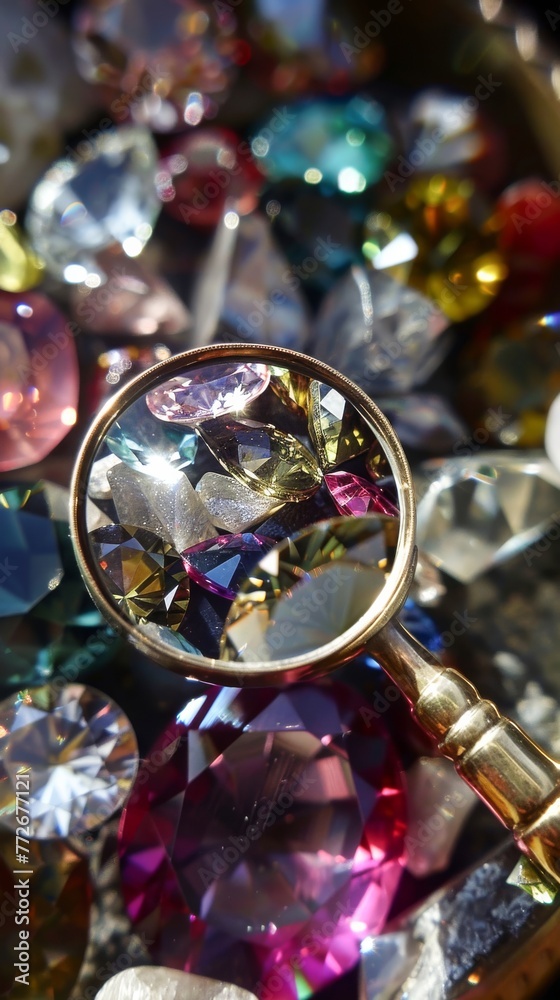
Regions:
[[118, 682, 406, 999], [146, 363, 270, 425]]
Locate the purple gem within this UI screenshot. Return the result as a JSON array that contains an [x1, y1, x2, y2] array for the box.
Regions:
[[325, 470, 399, 517], [182, 533, 274, 600]]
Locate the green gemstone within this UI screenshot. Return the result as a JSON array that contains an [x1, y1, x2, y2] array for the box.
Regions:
[[308, 380, 372, 469]]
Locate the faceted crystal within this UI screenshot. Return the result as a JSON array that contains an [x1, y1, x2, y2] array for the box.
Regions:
[[252, 95, 394, 191], [405, 757, 477, 876], [416, 452, 560, 583], [312, 267, 450, 395], [118, 682, 406, 999], [308, 379, 372, 469], [0, 213, 44, 292], [506, 857, 558, 905], [221, 515, 399, 661], [69, 245, 191, 338], [90, 523, 191, 631], [196, 473, 284, 533], [26, 127, 161, 280], [0, 502, 62, 617], [73, 0, 238, 131], [0, 683, 138, 838], [146, 363, 270, 425], [325, 471, 399, 517], [0, 291, 79, 471], [106, 398, 198, 474], [198, 417, 322, 502], [182, 534, 274, 600], [380, 393, 469, 454], [96, 968, 258, 1000], [366, 441, 391, 480], [105, 463, 216, 554], [158, 127, 263, 226], [0, 836, 91, 999], [269, 366, 310, 416]]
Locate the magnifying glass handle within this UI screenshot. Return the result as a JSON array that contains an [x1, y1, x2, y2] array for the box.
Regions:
[[369, 618, 560, 888]]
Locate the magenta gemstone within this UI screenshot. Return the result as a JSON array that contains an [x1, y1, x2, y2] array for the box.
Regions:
[[182, 533, 274, 600], [158, 127, 264, 227], [325, 471, 399, 518], [146, 362, 270, 425], [0, 292, 79, 472], [118, 682, 406, 999]]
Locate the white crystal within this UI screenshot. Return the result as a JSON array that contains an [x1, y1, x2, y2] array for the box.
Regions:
[[405, 757, 477, 877], [26, 126, 161, 280], [106, 463, 217, 552], [196, 472, 283, 532], [95, 967, 258, 1000], [89, 454, 122, 499]]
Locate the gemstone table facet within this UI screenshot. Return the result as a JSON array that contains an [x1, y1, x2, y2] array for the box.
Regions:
[[118, 682, 406, 999], [146, 363, 271, 425], [0, 683, 138, 838], [0, 291, 79, 471]]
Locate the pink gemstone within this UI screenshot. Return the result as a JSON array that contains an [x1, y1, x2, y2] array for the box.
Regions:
[[325, 471, 399, 518], [118, 682, 406, 999], [182, 533, 274, 600], [0, 292, 79, 472], [158, 127, 264, 227], [146, 362, 270, 425]]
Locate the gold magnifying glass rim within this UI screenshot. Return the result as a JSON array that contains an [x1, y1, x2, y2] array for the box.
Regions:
[[70, 343, 417, 685]]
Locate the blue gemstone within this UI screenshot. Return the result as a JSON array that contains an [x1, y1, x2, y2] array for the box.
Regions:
[[106, 397, 198, 473]]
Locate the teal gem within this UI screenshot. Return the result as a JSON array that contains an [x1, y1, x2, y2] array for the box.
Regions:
[[252, 95, 394, 192], [106, 397, 198, 474]]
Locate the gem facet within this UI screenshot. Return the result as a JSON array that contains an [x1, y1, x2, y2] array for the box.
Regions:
[[221, 514, 399, 661], [198, 416, 322, 502], [26, 126, 161, 280], [0, 291, 79, 471], [416, 452, 560, 583], [308, 379, 372, 468], [195, 473, 284, 533], [90, 523, 191, 630], [95, 968, 259, 1000], [118, 682, 406, 999], [0, 683, 138, 838], [106, 398, 198, 474], [182, 534, 274, 601], [325, 470, 399, 517], [146, 363, 270, 425]]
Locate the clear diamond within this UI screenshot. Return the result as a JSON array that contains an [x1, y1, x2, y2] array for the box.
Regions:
[[26, 126, 160, 280], [146, 362, 270, 425], [0, 683, 138, 838], [416, 452, 560, 583]]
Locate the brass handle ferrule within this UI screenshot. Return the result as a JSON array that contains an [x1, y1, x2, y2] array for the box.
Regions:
[[369, 619, 560, 885]]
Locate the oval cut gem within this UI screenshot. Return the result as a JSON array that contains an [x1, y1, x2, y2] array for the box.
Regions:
[[146, 363, 270, 425]]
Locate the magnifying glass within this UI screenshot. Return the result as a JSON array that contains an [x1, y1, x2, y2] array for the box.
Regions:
[[70, 343, 560, 888]]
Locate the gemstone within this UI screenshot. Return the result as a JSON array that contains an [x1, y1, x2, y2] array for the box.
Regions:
[[0, 480, 120, 694], [73, 0, 238, 132], [200, 213, 309, 349], [90, 523, 191, 631], [158, 127, 264, 227], [269, 366, 310, 416], [381, 175, 508, 321], [104, 463, 217, 554], [0, 213, 44, 293], [96, 968, 258, 1000], [380, 393, 469, 453], [411, 551, 447, 608], [182, 534, 274, 600], [146, 362, 270, 425], [495, 178, 560, 259], [545, 393, 560, 473], [308, 379, 372, 469], [0, 836, 91, 999], [69, 245, 191, 338], [404, 757, 477, 876], [416, 452, 560, 583], [221, 514, 399, 661], [118, 682, 406, 999], [106, 397, 198, 475], [252, 95, 394, 191], [325, 471, 399, 517], [198, 417, 322, 502], [0, 683, 138, 838], [0, 291, 79, 472], [311, 267, 450, 395], [365, 441, 391, 480], [195, 473, 284, 533], [506, 857, 558, 905], [26, 126, 161, 281]]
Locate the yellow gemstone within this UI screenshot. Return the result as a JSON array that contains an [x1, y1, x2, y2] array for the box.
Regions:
[[308, 380, 372, 469], [369, 175, 508, 321], [197, 416, 322, 502], [0, 213, 44, 292], [269, 365, 310, 416], [221, 514, 399, 662], [506, 857, 558, 904]]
